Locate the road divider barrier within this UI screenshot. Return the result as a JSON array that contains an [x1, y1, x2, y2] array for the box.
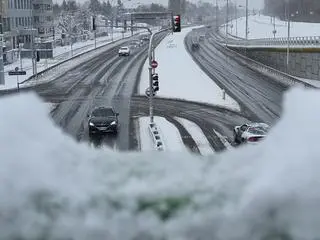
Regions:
[[218, 26, 320, 48], [148, 122, 165, 151], [211, 35, 315, 89]]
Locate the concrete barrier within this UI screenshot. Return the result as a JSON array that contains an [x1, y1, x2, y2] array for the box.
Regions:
[[212, 38, 315, 89], [148, 122, 165, 151]]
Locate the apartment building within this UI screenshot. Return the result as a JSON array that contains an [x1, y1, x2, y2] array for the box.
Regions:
[[2, 0, 53, 50], [0, 0, 7, 33], [32, 0, 53, 39]]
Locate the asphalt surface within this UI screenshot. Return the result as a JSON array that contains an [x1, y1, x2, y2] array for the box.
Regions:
[[185, 27, 288, 125], [1, 34, 165, 151], [1, 26, 287, 154], [130, 96, 251, 152]]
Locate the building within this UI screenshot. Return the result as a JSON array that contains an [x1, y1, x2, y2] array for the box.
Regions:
[[32, 0, 54, 40], [0, 0, 8, 33], [2, 0, 53, 50]]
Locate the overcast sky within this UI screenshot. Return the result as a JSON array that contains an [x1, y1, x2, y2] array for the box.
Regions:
[[55, 0, 264, 10]]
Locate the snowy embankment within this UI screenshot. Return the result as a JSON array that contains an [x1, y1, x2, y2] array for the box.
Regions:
[[139, 27, 240, 111], [138, 26, 239, 152], [138, 116, 187, 152], [1, 87, 320, 239], [223, 14, 320, 39]]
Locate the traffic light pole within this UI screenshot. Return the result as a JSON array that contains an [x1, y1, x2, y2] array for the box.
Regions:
[[0, 33, 4, 85], [148, 27, 170, 123], [0, 21, 4, 85]]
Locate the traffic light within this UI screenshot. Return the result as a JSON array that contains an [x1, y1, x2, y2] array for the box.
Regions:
[[92, 17, 96, 31], [36, 51, 40, 62], [152, 73, 159, 92], [173, 15, 181, 32]]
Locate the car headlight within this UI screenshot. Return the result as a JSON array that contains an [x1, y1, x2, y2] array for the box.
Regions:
[[110, 121, 117, 125], [89, 122, 95, 126]]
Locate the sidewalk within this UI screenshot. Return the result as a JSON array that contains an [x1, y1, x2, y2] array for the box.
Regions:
[[1, 29, 148, 90]]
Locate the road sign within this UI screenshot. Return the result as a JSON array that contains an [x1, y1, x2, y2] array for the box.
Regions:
[[8, 70, 27, 76], [151, 60, 158, 69], [145, 87, 156, 98]]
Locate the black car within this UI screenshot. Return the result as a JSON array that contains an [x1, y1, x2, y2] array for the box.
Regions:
[[192, 41, 200, 51], [87, 107, 119, 135]]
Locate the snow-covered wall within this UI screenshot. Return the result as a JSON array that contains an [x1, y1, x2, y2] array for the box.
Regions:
[[2, 88, 320, 239], [221, 14, 320, 80], [230, 47, 320, 80]]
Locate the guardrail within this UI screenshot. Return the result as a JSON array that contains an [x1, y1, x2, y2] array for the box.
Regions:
[[211, 37, 315, 89], [148, 122, 165, 151], [219, 27, 320, 48]]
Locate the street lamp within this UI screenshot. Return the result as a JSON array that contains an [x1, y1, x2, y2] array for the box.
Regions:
[[245, 0, 248, 42], [285, 0, 291, 72], [226, 0, 228, 45]]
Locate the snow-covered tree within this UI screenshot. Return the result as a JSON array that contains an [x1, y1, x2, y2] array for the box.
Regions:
[[89, 0, 102, 15]]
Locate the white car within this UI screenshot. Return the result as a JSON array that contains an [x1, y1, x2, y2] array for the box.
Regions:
[[118, 46, 130, 56], [233, 122, 270, 145]]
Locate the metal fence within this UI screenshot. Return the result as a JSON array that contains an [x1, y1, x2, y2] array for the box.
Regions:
[[219, 28, 320, 48]]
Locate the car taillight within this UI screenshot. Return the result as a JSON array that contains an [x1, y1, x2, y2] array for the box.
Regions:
[[248, 137, 262, 142]]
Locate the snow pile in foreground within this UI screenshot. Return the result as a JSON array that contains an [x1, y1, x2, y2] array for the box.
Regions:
[[1, 88, 320, 240]]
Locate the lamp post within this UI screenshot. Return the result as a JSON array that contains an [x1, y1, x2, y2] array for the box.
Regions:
[[245, 0, 248, 42], [0, 20, 4, 85], [226, 0, 228, 45], [234, 2, 237, 36], [286, 1, 290, 72]]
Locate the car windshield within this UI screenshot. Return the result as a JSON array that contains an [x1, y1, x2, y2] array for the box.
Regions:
[[247, 126, 269, 135], [92, 108, 114, 117], [120, 47, 128, 50]]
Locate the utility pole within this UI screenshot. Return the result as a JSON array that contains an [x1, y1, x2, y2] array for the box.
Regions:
[[245, 0, 248, 41], [215, 0, 218, 27], [235, 3, 238, 36], [226, 0, 229, 45], [286, 2, 291, 72], [0, 20, 4, 85], [31, 0, 37, 76]]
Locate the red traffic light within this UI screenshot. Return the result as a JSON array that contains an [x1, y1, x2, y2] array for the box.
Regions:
[[173, 15, 181, 32]]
